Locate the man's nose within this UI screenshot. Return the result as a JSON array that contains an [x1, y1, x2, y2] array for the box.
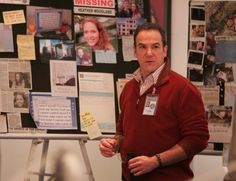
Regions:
[[146, 48, 153, 55]]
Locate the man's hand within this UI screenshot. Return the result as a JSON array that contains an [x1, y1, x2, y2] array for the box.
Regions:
[[99, 138, 118, 157], [128, 155, 158, 176]]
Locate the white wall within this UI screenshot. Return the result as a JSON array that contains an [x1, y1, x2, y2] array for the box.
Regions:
[[0, 0, 227, 181]]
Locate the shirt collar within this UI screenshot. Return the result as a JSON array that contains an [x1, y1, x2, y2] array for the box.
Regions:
[[133, 63, 166, 84]]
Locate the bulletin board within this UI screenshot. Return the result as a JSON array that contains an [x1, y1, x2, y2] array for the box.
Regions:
[[187, 0, 236, 151], [0, 0, 171, 135]]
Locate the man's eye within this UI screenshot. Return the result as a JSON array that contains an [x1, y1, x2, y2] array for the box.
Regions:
[[138, 45, 146, 49], [153, 45, 160, 49]]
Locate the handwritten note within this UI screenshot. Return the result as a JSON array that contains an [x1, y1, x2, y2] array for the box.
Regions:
[[80, 112, 102, 139], [17, 35, 35, 60], [3, 10, 26, 25]]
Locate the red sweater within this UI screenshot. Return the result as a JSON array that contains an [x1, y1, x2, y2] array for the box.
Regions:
[[116, 59, 209, 181]]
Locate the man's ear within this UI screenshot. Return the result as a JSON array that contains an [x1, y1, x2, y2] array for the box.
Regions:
[[163, 45, 168, 57], [134, 46, 137, 58]]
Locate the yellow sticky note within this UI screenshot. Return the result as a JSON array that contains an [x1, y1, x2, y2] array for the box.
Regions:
[[3, 10, 26, 25], [80, 112, 102, 139], [17, 35, 35, 60]]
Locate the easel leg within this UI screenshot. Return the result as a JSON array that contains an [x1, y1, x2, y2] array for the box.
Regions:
[[39, 139, 49, 181], [79, 139, 95, 181], [24, 139, 50, 181], [24, 139, 43, 181]]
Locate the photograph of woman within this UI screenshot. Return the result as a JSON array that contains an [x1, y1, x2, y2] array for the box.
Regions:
[[76, 16, 117, 51], [9, 72, 31, 89], [13, 92, 28, 108], [9, 72, 25, 88], [131, 2, 143, 20], [76, 46, 92, 66]]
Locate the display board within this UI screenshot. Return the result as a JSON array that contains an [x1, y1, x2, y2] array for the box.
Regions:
[[188, 0, 236, 151], [0, 0, 171, 135]]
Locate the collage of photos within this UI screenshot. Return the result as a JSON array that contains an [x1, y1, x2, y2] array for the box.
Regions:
[[188, 1, 236, 144], [188, 2, 236, 87], [187, 3, 205, 85]]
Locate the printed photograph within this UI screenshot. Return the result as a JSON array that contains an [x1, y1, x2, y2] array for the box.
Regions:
[[205, 1, 236, 36], [189, 40, 205, 51], [214, 63, 234, 83], [39, 39, 75, 63], [13, 91, 29, 108], [27, 6, 72, 39], [191, 7, 205, 21], [75, 45, 93, 66], [206, 105, 232, 127], [187, 67, 204, 84], [74, 15, 117, 52], [203, 64, 217, 86], [117, 17, 145, 36], [188, 50, 204, 68], [190, 24, 206, 38], [118, 0, 144, 19], [9, 72, 31, 89]]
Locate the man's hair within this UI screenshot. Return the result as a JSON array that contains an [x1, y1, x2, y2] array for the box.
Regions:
[[133, 22, 167, 47]]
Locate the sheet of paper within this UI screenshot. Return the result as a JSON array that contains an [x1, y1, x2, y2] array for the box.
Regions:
[[74, 6, 115, 16], [95, 50, 117, 64], [0, 23, 14, 52], [3, 10, 26, 25], [78, 72, 116, 133], [6, 112, 46, 133], [0, 114, 7, 133], [17, 35, 36, 60], [196, 85, 219, 105], [0, 58, 32, 90], [206, 105, 233, 143], [0, 89, 29, 113], [0, 0, 29, 5], [6, 112, 22, 131], [29, 92, 78, 130], [215, 36, 236, 63], [122, 36, 137, 62], [80, 112, 102, 139], [50, 60, 78, 97]]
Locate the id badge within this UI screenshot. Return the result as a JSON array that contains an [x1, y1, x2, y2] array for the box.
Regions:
[[143, 94, 158, 116]]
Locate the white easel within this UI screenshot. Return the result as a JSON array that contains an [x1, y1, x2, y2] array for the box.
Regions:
[[0, 133, 108, 181]]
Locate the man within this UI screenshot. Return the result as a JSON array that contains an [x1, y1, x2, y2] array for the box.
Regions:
[[99, 23, 209, 181]]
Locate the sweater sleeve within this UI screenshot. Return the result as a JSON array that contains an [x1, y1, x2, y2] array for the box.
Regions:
[[114, 86, 126, 149], [176, 83, 209, 156]]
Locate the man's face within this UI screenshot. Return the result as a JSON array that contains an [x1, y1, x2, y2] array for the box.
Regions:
[[134, 30, 167, 79]]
